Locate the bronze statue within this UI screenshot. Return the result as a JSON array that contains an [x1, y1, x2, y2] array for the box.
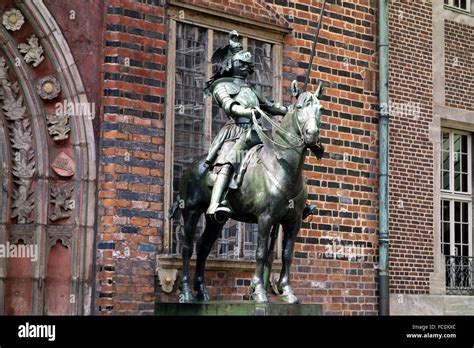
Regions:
[[170, 31, 325, 304]]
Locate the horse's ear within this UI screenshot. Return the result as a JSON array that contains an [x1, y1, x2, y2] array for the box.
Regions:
[[291, 80, 300, 98], [315, 81, 324, 98]]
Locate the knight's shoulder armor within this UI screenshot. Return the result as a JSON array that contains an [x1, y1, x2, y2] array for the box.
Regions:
[[212, 78, 241, 96]]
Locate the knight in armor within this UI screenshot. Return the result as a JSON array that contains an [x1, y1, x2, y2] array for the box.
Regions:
[[205, 31, 288, 223]]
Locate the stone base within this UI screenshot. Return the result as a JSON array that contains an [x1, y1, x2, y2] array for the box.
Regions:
[[155, 301, 322, 316]]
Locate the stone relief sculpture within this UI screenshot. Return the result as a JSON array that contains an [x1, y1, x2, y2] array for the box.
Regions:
[[46, 111, 71, 141], [37, 76, 61, 100], [0, 57, 35, 224], [2, 8, 25, 31], [49, 184, 74, 222], [18, 35, 44, 68]]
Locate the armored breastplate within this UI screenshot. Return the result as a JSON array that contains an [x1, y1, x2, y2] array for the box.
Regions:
[[234, 86, 259, 108]]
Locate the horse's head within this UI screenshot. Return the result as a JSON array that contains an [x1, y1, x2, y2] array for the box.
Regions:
[[291, 81, 324, 154]]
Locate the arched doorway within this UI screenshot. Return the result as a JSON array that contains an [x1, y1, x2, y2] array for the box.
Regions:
[[0, 0, 96, 315]]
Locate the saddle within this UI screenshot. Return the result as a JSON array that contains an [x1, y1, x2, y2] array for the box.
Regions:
[[207, 144, 263, 190]]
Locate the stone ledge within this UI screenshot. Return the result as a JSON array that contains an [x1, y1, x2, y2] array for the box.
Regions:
[[155, 301, 322, 316], [157, 255, 282, 272]]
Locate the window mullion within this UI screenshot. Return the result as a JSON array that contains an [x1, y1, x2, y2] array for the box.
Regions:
[[163, 19, 177, 254], [204, 29, 213, 150], [450, 199, 455, 256], [468, 134, 472, 195]]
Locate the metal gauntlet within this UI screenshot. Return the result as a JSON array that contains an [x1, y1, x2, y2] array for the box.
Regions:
[[262, 100, 287, 116]]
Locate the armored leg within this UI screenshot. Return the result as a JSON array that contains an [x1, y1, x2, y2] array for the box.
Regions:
[[207, 164, 232, 223]]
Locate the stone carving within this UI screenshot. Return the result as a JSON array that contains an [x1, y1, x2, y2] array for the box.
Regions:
[[18, 35, 44, 68], [36, 76, 60, 100], [49, 183, 74, 222], [157, 268, 178, 294], [47, 229, 72, 248], [51, 152, 75, 177], [2, 8, 25, 31], [46, 111, 70, 141], [9, 227, 34, 245], [0, 57, 35, 224]]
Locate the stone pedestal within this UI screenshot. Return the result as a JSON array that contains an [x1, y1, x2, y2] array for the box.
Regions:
[[155, 301, 322, 316]]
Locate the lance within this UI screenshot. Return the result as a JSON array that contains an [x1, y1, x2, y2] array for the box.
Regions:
[[303, 0, 327, 92]]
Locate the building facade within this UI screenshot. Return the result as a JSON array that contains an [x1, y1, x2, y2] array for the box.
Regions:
[[0, 0, 472, 316]]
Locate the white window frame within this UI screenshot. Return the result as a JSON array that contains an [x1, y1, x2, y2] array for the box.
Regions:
[[440, 128, 473, 258], [444, 0, 471, 13]]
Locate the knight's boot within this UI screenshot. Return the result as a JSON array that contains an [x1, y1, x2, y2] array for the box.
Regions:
[[302, 204, 317, 220], [207, 166, 232, 224]]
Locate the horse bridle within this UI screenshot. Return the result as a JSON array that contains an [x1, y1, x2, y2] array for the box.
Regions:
[[253, 95, 320, 149]]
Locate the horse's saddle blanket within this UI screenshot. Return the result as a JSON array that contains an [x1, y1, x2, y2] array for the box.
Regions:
[[207, 144, 263, 190]]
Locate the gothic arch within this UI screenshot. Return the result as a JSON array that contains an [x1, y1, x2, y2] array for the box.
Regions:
[[0, 0, 96, 315]]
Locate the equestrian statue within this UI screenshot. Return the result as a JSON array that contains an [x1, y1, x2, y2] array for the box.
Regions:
[[170, 29, 326, 304]]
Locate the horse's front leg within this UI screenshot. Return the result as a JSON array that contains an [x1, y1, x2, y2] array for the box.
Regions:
[[251, 215, 272, 303], [278, 220, 301, 304]]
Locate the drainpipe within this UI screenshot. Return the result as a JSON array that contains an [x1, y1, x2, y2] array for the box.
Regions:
[[378, 0, 390, 316]]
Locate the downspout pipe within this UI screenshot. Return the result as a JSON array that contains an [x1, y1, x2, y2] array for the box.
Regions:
[[378, 0, 390, 316]]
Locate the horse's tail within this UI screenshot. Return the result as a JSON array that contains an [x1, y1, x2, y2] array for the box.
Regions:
[[169, 194, 182, 219]]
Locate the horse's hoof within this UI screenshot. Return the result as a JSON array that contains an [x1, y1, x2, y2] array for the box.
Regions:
[[279, 285, 299, 304], [251, 284, 268, 303], [178, 291, 194, 303], [196, 291, 210, 302]]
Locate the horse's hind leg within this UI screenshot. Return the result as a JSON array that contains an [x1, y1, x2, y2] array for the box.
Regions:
[[179, 208, 201, 303], [278, 220, 301, 304], [194, 215, 225, 301]]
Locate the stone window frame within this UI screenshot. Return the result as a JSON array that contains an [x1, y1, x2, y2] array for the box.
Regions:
[[161, 1, 291, 270]]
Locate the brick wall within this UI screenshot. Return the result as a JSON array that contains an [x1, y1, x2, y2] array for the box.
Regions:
[[445, 20, 474, 111], [388, 0, 434, 294], [95, 0, 167, 315]]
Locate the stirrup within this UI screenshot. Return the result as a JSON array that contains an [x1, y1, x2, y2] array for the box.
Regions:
[[207, 204, 231, 224]]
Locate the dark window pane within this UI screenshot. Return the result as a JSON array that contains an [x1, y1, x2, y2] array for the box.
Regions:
[[443, 222, 450, 244], [462, 224, 468, 244], [462, 202, 468, 223], [455, 223, 461, 243], [443, 200, 450, 221], [443, 243, 450, 256], [443, 171, 450, 190], [455, 201, 461, 221], [461, 134, 468, 153], [461, 153, 468, 172]]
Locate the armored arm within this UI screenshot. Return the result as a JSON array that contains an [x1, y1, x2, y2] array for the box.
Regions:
[[254, 88, 287, 116], [214, 83, 254, 118], [260, 100, 288, 116]]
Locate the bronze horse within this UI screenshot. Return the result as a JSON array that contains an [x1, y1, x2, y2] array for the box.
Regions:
[[171, 82, 324, 303]]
